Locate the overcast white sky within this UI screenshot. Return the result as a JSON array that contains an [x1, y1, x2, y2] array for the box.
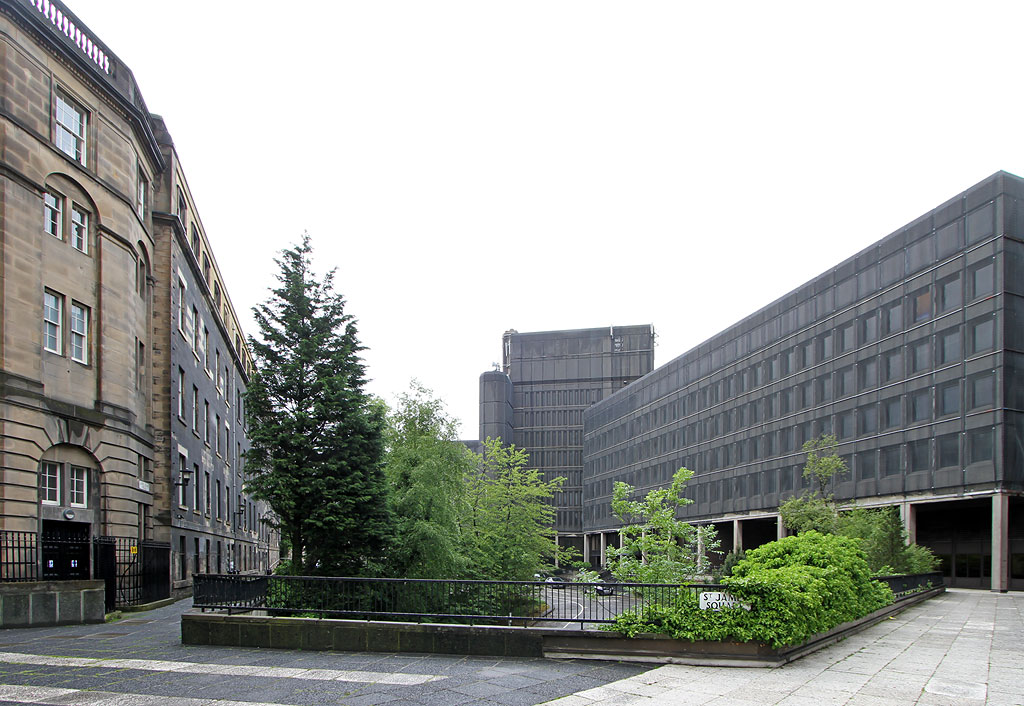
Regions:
[[70, 0, 1024, 438]]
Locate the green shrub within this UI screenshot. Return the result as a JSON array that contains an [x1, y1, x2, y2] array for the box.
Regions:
[[607, 531, 894, 648]]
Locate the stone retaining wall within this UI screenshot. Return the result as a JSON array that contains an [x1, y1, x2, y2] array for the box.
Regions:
[[0, 580, 106, 628]]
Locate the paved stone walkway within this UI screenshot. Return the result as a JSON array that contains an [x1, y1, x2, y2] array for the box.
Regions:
[[548, 589, 1023, 706], [0, 588, 1015, 705]]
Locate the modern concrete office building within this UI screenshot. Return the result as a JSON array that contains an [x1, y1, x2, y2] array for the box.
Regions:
[[581, 171, 1023, 591], [0, 0, 275, 595], [480, 326, 655, 555]]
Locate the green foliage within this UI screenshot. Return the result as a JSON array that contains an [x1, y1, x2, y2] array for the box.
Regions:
[[838, 506, 939, 575], [462, 438, 563, 580], [383, 382, 478, 579], [779, 494, 840, 534], [801, 434, 848, 493], [244, 235, 393, 577], [608, 468, 719, 584], [607, 532, 894, 648], [780, 434, 847, 534], [718, 549, 746, 579]]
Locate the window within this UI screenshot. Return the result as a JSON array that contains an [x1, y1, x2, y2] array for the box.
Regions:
[[858, 359, 877, 391], [836, 411, 854, 439], [70, 204, 88, 253], [882, 349, 902, 383], [43, 291, 62, 354], [969, 372, 995, 410], [908, 338, 931, 374], [70, 302, 88, 363], [938, 381, 960, 417], [882, 301, 902, 336], [177, 275, 188, 333], [836, 365, 855, 397], [882, 397, 901, 429], [204, 472, 211, 517], [204, 400, 210, 444], [55, 90, 87, 164], [193, 463, 200, 511], [44, 191, 62, 238], [908, 440, 930, 473], [969, 260, 995, 300], [136, 339, 145, 390], [177, 368, 186, 418], [967, 316, 995, 356], [837, 324, 854, 353], [192, 311, 200, 353], [937, 434, 960, 469], [910, 389, 931, 423], [216, 351, 223, 391], [937, 274, 961, 313], [192, 385, 200, 430], [215, 480, 221, 520], [177, 187, 187, 221], [203, 326, 210, 370], [190, 224, 200, 255], [41, 461, 59, 504], [860, 312, 878, 345], [69, 466, 88, 507], [967, 428, 993, 464], [178, 453, 188, 507], [911, 288, 932, 323], [857, 451, 877, 481], [936, 327, 961, 365], [215, 414, 222, 456], [858, 406, 878, 435], [881, 446, 901, 476], [136, 167, 147, 218]]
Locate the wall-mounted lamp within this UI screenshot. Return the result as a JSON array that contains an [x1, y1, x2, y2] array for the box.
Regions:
[[173, 468, 193, 488]]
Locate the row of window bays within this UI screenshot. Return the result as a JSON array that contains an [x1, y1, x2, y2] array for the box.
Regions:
[[582, 419, 1006, 527], [585, 239, 1007, 461]]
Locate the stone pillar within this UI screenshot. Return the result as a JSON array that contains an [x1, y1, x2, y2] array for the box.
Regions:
[[777, 515, 786, 540], [732, 519, 742, 553], [600, 532, 607, 568], [553, 534, 560, 569], [992, 493, 1009, 593], [583, 533, 590, 566]]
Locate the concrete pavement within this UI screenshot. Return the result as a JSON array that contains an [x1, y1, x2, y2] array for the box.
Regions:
[[548, 588, 1023, 706], [0, 588, 1016, 705]]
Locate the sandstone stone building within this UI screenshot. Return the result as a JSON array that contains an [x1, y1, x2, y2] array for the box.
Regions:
[[0, 0, 275, 597]]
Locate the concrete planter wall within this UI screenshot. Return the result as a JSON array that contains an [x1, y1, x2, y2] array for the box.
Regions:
[[181, 587, 942, 666], [0, 580, 106, 628]]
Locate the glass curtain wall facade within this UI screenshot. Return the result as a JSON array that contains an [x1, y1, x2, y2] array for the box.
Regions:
[[583, 171, 1024, 591]]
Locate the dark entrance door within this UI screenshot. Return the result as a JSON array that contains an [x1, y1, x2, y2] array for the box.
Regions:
[[40, 520, 91, 580]]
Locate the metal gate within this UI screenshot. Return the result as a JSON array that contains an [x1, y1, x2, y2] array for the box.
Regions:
[[93, 538, 171, 611], [40, 521, 90, 580]]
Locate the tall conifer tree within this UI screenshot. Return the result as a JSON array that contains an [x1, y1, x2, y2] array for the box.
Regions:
[[245, 235, 392, 576]]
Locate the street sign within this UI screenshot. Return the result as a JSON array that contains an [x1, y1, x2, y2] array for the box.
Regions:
[[699, 591, 751, 611]]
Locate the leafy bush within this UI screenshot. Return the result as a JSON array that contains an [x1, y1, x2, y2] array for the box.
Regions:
[[837, 506, 939, 575], [607, 532, 894, 648]]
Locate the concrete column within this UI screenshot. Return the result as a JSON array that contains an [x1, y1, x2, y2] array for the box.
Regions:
[[992, 493, 1009, 593], [904, 502, 917, 545], [553, 535, 560, 569], [732, 519, 742, 553], [600, 532, 607, 568], [582, 533, 590, 566], [777, 515, 786, 540]]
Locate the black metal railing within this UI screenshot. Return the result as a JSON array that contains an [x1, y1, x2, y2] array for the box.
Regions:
[[0, 531, 38, 582], [875, 571, 944, 599], [193, 574, 718, 626]]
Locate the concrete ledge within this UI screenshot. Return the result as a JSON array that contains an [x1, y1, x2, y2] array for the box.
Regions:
[[0, 580, 106, 628], [181, 587, 944, 665]]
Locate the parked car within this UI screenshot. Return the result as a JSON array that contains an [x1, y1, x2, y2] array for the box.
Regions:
[[595, 583, 615, 596], [544, 576, 566, 589]]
